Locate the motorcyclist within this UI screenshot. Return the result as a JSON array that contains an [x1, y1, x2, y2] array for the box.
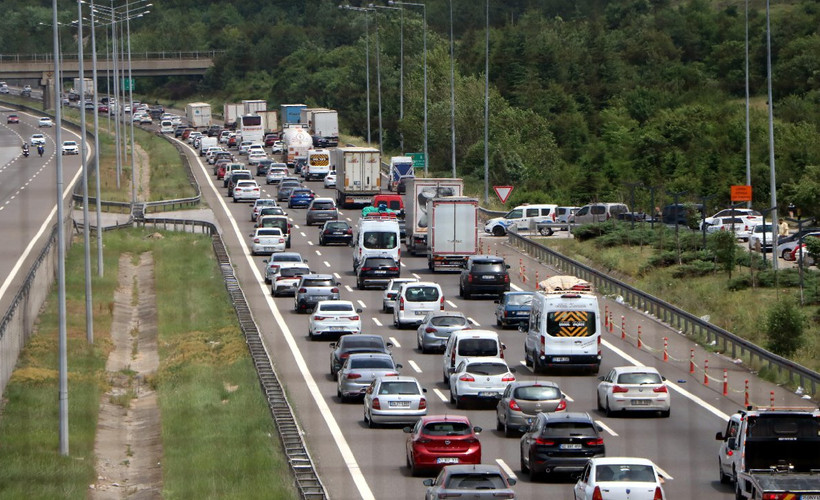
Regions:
[[37, 144, 44, 157], [22, 142, 29, 157]]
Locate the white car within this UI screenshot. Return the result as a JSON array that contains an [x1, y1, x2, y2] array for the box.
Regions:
[[248, 143, 266, 156], [247, 152, 268, 166], [61, 140, 79, 155], [263, 252, 306, 283], [38, 117, 54, 127], [30, 133, 46, 145], [392, 282, 444, 328], [363, 375, 427, 428], [266, 165, 289, 185], [308, 300, 362, 340], [251, 198, 278, 222], [702, 208, 761, 237], [232, 180, 261, 202], [748, 223, 776, 252], [596, 366, 670, 417], [270, 262, 310, 296], [382, 278, 418, 313], [573, 457, 667, 500], [323, 172, 337, 188], [448, 358, 515, 409], [776, 232, 820, 261], [187, 132, 202, 144], [272, 140, 284, 154], [238, 141, 254, 155], [250, 227, 286, 255], [705, 216, 749, 239]]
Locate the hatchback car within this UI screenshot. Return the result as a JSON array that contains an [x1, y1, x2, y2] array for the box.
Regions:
[[596, 366, 670, 418], [265, 165, 289, 185], [319, 220, 354, 246], [404, 415, 482, 476], [423, 464, 517, 500], [337, 353, 401, 402], [288, 187, 315, 208], [416, 311, 470, 354], [323, 172, 337, 188], [363, 375, 427, 427], [61, 140, 79, 155], [496, 381, 567, 437], [255, 158, 275, 176], [38, 117, 54, 127], [449, 358, 515, 409], [249, 227, 286, 255], [276, 182, 300, 203], [382, 278, 419, 313], [294, 274, 340, 313], [308, 300, 362, 340], [250, 198, 278, 222], [6, 113, 19, 124], [305, 198, 338, 226], [393, 282, 445, 328], [573, 457, 667, 500], [494, 291, 534, 328], [519, 412, 606, 481], [356, 256, 400, 290], [329, 334, 393, 380], [270, 263, 311, 296], [459, 256, 511, 299]]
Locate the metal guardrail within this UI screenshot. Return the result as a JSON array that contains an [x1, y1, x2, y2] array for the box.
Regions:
[[506, 231, 820, 396], [0, 51, 224, 63]]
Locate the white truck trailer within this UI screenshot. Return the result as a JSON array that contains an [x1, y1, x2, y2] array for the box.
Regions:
[[427, 197, 479, 271], [331, 147, 381, 208]]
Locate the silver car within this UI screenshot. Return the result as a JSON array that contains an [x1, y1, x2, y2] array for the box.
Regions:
[[263, 252, 306, 283], [416, 311, 470, 354], [270, 263, 310, 297], [363, 375, 427, 427], [329, 334, 393, 380], [423, 464, 517, 500], [382, 278, 418, 312], [294, 274, 340, 313], [495, 381, 567, 437], [337, 353, 402, 402]]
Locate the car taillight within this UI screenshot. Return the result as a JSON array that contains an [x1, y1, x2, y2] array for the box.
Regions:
[[653, 386, 668, 393], [459, 375, 475, 382], [298, 288, 307, 293], [425, 327, 439, 334], [509, 399, 521, 411], [384, 372, 399, 377], [504, 274, 510, 283], [592, 486, 603, 500], [253, 238, 260, 243], [346, 228, 352, 234], [361, 267, 372, 272], [349, 315, 360, 321], [399, 297, 405, 311], [468, 274, 474, 283], [418, 398, 426, 410], [275, 276, 290, 281], [501, 374, 515, 382], [612, 386, 629, 393], [653, 486, 664, 500], [388, 267, 399, 272], [440, 296, 445, 310], [762, 494, 790, 500], [556, 399, 567, 411], [585, 438, 604, 446], [346, 373, 361, 379], [339, 353, 350, 360], [331, 288, 339, 293], [534, 437, 554, 446], [313, 316, 327, 321], [371, 398, 380, 410]]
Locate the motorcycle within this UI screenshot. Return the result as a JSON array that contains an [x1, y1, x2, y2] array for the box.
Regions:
[[23, 148, 29, 158], [37, 145, 44, 157]]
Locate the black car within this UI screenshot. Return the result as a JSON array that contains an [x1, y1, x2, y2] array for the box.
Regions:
[[459, 255, 510, 299], [226, 171, 253, 196], [293, 158, 307, 174], [328, 334, 393, 380], [356, 256, 400, 290], [519, 412, 605, 481], [319, 221, 353, 246]]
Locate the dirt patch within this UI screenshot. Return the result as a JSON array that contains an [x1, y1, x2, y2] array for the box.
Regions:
[[91, 253, 163, 499], [133, 143, 150, 202]]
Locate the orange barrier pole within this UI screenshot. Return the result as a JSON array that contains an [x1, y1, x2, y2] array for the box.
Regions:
[[770, 391, 775, 408], [744, 380, 749, 407], [690, 349, 695, 374], [663, 338, 669, 362], [621, 316, 625, 340], [605, 306, 609, 328], [609, 312, 613, 333], [703, 359, 709, 385], [637, 325, 643, 349], [723, 369, 728, 396]]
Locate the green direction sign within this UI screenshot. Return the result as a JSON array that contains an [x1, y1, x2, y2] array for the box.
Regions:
[[406, 152, 425, 168], [121, 78, 135, 91]]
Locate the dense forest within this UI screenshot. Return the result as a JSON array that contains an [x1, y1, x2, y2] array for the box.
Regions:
[[5, 0, 820, 213]]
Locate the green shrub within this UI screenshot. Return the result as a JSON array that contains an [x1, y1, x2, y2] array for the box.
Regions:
[[756, 269, 803, 287], [765, 298, 806, 357], [671, 260, 715, 278], [727, 275, 752, 291]]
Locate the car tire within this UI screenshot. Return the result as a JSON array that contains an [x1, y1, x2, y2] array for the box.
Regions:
[[450, 390, 456, 404], [463, 287, 471, 299], [719, 461, 731, 485], [520, 453, 529, 474], [504, 420, 515, 438], [492, 225, 506, 237], [597, 393, 604, 412], [661, 408, 671, 418], [524, 348, 533, 367], [496, 317, 503, 327], [455, 395, 464, 410], [496, 417, 504, 432], [529, 456, 541, 482], [357, 278, 364, 290]]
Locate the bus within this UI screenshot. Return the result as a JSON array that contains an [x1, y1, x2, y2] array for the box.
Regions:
[[239, 114, 264, 144]]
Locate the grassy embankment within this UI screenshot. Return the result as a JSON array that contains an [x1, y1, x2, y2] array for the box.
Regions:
[[0, 229, 297, 498]]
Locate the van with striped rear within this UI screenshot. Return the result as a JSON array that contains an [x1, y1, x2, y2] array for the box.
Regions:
[[523, 276, 601, 374]]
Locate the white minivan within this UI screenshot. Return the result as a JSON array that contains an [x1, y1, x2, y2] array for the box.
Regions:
[[484, 204, 558, 236], [392, 281, 444, 328], [160, 120, 174, 134], [352, 214, 401, 271], [442, 329, 505, 384]]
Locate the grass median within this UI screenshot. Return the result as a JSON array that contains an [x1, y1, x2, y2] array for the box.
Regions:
[[0, 229, 297, 498]]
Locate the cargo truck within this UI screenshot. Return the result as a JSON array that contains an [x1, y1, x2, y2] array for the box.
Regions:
[[311, 110, 339, 147], [185, 102, 212, 129], [389, 156, 414, 192], [403, 178, 464, 256], [73, 77, 95, 96], [300, 107, 329, 127], [260, 110, 278, 133], [282, 124, 313, 167], [332, 147, 381, 208], [242, 99, 267, 115], [280, 104, 307, 126], [427, 197, 479, 271], [223, 103, 243, 128]]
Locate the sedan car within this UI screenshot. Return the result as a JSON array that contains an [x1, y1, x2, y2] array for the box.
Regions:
[[449, 358, 515, 409], [363, 375, 427, 427], [263, 251, 306, 283], [404, 415, 482, 476], [306, 198, 339, 226], [294, 274, 340, 313], [265, 165, 289, 185], [496, 381, 567, 437], [777, 231, 820, 261], [336, 353, 401, 402], [323, 172, 337, 188], [250, 198, 278, 222], [423, 464, 517, 500], [6, 113, 19, 124], [30, 133, 46, 145], [61, 140, 79, 155], [316, 221, 350, 246], [270, 262, 311, 296], [520, 412, 606, 481], [38, 117, 54, 127], [249, 227, 286, 255], [232, 180, 261, 202], [329, 334, 393, 380], [494, 291, 534, 328], [573, 457, 667, 500], [596, 366, 670, 417], [288, 187, 315, 209], [308, 300, 362, 340], [276, 182, 300, 203], [416, 311, 470, 354]]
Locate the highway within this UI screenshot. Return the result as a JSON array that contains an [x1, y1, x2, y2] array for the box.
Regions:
[[173, 137, 813, 500]]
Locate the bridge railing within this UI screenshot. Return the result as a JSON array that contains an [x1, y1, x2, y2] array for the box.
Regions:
[[0, 51, 224, 63]]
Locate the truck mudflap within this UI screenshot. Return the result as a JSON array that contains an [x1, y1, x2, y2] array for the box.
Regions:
[[429, 254, 469, 271]]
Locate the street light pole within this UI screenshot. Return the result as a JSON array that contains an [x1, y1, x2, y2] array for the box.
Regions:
[[89, 1, 104, 277], [126, 0, 137, 207], [77, 0, 94, 345], [765, 0, 779, 272], [371, 3, 404, 154], [341, 5, 374, 146], [449, 0, 456, 178], [484, 0, 489, 203]]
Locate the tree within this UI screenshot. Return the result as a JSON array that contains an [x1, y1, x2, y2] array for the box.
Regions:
[[764, 298, 806, 357]]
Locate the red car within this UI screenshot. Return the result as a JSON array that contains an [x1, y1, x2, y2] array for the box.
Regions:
[[264, 133, 278, 147], [6, 113, 19, 124], [404, 414, 482, 476], [97, 105, 109, 114]]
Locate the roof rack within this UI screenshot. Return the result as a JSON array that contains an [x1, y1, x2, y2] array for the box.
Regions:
[[537, 275, 594, 294]]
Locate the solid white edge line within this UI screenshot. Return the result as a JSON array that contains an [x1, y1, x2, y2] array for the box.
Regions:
[[408, 360, 422, 373], [433, 388, 449, 402], [186, 143, 376, 500], [388, 336, 401, 348], [495, 458, 517, 480], [595, 420, 619, 437]]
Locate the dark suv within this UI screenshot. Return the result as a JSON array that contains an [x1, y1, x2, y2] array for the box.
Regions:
[[459, 255, 510, 299], [519, 412, 605, 481], [226, 170, 253, 196], [356, 256, 400, 290]]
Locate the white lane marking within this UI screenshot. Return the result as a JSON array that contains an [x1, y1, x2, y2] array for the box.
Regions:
[[185, 142, 376, 500], [346, 217, 352, 222], [372, 318, 383, 327], [307, 241, 314, 246], [433, 388, 449, 402], [596, 420, 619, 437], [412, 273, 421, 279], [602, 339, 730, 421], [400, 261, 406, 268], [562, 392, 574, 403], [300, 232, 306, 237], [510, 283, 523, 291], [324, 261, 331, 268], [468, 317, 480, 326], [334, 273, 341, 279], [655, 466, 674, 481], [357, 300, 367, 309], [446, 300, 457, 308], [344, 285, 353, 293], [315, 250, 323, 256], [496, 459, 517, 481], [408, 360, 422, 373], [389, 336, 401, 348]]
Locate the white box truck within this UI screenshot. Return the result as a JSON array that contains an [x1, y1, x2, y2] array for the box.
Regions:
[[427, 197, 479, 271], [332, 147, 381, 208], [403, 178, 464, 256], [242, 99, 266, 115], [185, 102, 212, 129], [223, 103, 243, 128], [311, 110, 339, 147]]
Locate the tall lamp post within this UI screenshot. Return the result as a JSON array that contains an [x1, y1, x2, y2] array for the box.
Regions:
[[483, 0, 489, 203], [389, 0, 427, 174], [371, 3, 404, 153], [340, 5, 374, 146], [449, 0, 456, 178]]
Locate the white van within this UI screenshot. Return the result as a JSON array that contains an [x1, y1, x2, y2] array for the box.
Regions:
[[392, 281, 444, 328], [484, 204, 558, 236], [305, 148, 331, 181], [523, 281, 601, 374], [442, 330, 505, 384], [160, 120, 174, 134], [352, 214, 401, 271]]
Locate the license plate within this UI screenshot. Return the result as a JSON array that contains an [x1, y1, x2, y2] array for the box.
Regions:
[[436, 457, 459, 464], [389, 401, 411, 407], [415, 310, 427, 315], [373, 270, 386, 274], [801, 496, 820, 500], [478, 392, 499, 398], [631, 399, 651, 405], [552, 357, 570, 363], [330, 326, 345, 331], [481, 275, 495, 280], [560, 443, 582, 450]]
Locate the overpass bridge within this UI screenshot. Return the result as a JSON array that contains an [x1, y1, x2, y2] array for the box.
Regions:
[[0, 51, 219, 79]]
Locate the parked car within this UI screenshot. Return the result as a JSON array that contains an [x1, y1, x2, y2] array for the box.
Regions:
[[495, 381, 567, 437], [270, 263, 311, 297], [305, 198, 338, 226], [449, 358, 515, 409], [747, 223, 777, 253], [573, 457, 667, 500], [703, 208, 762, 230], [249, 227, 286, 255], [308, 300, 362, 340], [319, 221, 354, 247], [356, 256, 400, 290], [416, 311, 470, 354], [556, 206, 580, 225], [288, 187, 315, 209], [519, 412, 606, 481], [336, 353, 401, 402], [789, 242, 816, 267], [494, 291, 534, 328], [459, 255, 511, 299], [382, 278, 419, 313], [423, 464, 517, 500], [404, 415, 482, 476], [704, 216, 747, 238], [363, 375, 427, 428], [294, 274, 340, 313], [777, 231, 820, 261], [329, 334, 393, 381], [263, 251, 307, 283], [570, 203, 630, 225]]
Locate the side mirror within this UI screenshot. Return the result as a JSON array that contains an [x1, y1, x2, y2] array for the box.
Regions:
[[715, 432, 724, 441], [596, 425, 603, 432], [501, 344, 507, 350], [473, 426, 483, 433], [422, 388, 427, 393], [403, 426, 412, 434], [356, 308, 363, 313], [494, 299, 500, 304], [396, 363, 403, 369], [386, 342, 394, 348], [518, 325, 527, 333], [507, 477, 517, 486], [303, 258, 308, 263], [518, 426, 529, 434], [509, 367, 516, 373], [249, 233, 253, 237], [505, 264, 511, 269], [329, 343, 337, 349], [262, 259, 269, 263], [597, 376, 605, 381], [422, 479, 434, 487], [336, 282, 341, 286]]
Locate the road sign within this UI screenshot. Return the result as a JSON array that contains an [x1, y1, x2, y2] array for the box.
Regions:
[[493, 186, 514, 204], [406, 152, 425, 168], [121, 78, 135, 91], [731, 185, 752, 202]]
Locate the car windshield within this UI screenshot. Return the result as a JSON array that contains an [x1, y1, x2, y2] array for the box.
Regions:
[[445, 473, 506, 490], [422, 422, 472, 436], [595, 464, 656, 483], [362, 231, 397, 249], [617, 372, 662, 385], [457, 339, 498, 357], [465, 362, 507, 376], [280, 267, 309, 277], [318, 303, 354, 312], [472, 262, 505, 273], [542, 421, 596, 437], [506, 294, 533, 306], [302, 278, 334, 287], [430, 316, 468, 327], [405, 286, 439, 302], [514, 385, 561, 401], [349, 358, 394, 369], [378, 381, 419, 395]]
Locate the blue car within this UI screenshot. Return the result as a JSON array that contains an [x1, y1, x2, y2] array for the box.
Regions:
[[495, 291, 534, 328], [288, 188, 315, 208]]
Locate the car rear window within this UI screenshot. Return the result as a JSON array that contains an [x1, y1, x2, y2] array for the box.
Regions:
[[430, 316, 468, 327], [302, 278, 334, 287], [364, 258, 396, 267], [258, 229, 282, 236], [362, 231, 397, 249], [280, 267, 309, 277], [405, 286, 440, 302], [326, 222, 349, 231], [465, 362, 507, 375], [378, 381, 419, 395], [273, 254, 301, 262], [445, 474, 506, 490], [342, 337, 385, 350], [616, 372, 662, 385], [514, 385, 561, 401], [595, 465, 656, 483], [546, 311, 596, 337], [312, 202, 335, 210], [292, 189, 311, 195], [457, 338, 499, 357], [319, 303, 354, 312], [349, 358, 394, 369], [506, 294, 533, 306], [472, 262, 506, 273], [422, 422, 472, 436], [542, 421, 596, 436]]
